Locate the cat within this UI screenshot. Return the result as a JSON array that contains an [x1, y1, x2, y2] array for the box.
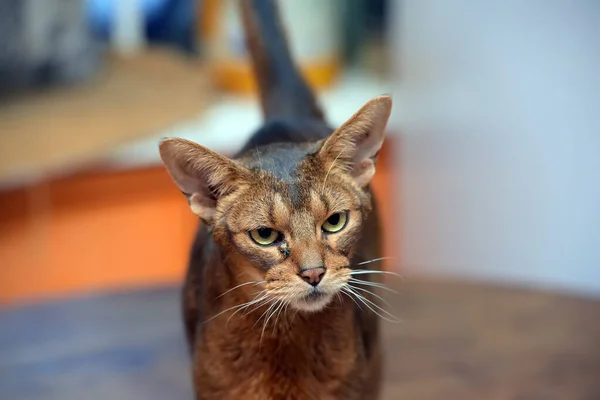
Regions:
[[158, 0, 392, 399]]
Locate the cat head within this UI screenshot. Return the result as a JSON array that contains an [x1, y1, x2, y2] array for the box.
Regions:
[[159, 96, 392, 312]]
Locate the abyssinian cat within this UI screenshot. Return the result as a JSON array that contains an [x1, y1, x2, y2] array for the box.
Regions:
[[159, 0, 393, 398]]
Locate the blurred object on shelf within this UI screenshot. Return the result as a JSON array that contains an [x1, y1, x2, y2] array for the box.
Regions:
[[341, 0, 389, 72], [201, 0, 341, 94], [340, 0, 366, 66], [110, 0, 146, 55], [86, 0, 198, 53], [360, 36, 390, 79], [0, 49, 214, 190], [0, 0, 102, 96], [146, 0, 198, 53], [359, 0, 390, 77]]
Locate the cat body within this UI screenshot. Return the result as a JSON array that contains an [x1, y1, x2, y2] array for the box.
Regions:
[[159, 1, 392, 399], [182, 171, 384, 400]]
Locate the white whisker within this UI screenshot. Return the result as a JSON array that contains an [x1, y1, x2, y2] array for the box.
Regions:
[[242, 293, 274, 317], [250, 297, 278, 328], [254, 298, 279, 330], [226, 290, 268, 326], [215, 281, 264, 299], [203, 294, 268, 324], [348, 278, 398, 293], [272, 295, 291, 334], [343, 287, 400, 324], [335, 292, 344, 306], [260, 299, 284, 346], [349, 270, 402, 278], [341, 288, 363, 311], [354, 256, 395, 266], [347, 284, 392, 308]]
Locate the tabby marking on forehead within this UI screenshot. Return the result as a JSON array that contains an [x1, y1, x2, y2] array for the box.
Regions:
[[309, 189, 328, 218], [272, 192, 289, 228]]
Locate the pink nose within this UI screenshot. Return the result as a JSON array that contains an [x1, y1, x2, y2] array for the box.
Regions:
[[299, 267, 326, 286]]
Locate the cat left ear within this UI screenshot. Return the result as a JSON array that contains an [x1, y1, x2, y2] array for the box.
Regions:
[[159, 138, 252, 224], [318, 96, 392, 187]]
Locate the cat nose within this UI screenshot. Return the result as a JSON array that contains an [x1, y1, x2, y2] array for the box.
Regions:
[[299, 267, 326, 286]]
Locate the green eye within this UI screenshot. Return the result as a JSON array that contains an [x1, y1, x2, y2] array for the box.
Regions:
[[322, 211, 348, 233], [250, 227, 280, 245]]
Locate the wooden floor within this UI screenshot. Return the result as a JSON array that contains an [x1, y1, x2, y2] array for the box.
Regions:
[[1, 278, 599, 400]]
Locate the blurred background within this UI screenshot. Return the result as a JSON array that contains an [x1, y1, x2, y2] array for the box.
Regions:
[[0, 0, 599, 399]]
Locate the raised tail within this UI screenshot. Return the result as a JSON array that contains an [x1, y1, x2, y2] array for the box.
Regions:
[[240, 0, 325, 121]]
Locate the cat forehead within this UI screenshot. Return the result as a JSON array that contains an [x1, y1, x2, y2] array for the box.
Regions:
[[231, 175, 356, 221], [239, 142, 322, 181], [224, 180, 352, 233]]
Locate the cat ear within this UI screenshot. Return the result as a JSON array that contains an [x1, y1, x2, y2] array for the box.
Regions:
[[318, 96, 392, 187], [159, 138, 251, 224]]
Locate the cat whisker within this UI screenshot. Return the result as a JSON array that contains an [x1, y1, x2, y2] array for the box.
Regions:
[[352, 290, 400, 324], [203, 294, 269, 324], [341, 288, 364, 311], [226, 290, 268, 327], [272, 294, 292, 335], [342, 287, 400, 324], [335, 291, 344, 306], [353, 256, 396, 266], [349, 269, 402, 278], [260, 298, 285, 347], [240, 289, 269, 312], [242, 297, 273, 320], [244, 300, 276, 332], [253, 297, 280, 330], [270, 296, 288, 324], [343, 288, 399, 324], [347, 284, 392, 308], [348, 278, 398, 293], [250, 297, 279, 327], [265, 292, 298, 342], [215, 280, 265, 299]]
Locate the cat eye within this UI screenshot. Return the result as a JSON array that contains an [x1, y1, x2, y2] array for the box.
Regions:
[[322, 211, 348, 233], [249, 227, 281, 246]]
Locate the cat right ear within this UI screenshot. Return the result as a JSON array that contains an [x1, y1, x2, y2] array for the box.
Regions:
[[159, 138, 251, 224]]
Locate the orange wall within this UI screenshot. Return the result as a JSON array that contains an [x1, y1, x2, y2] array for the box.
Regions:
[[0, 146, 395, 305]]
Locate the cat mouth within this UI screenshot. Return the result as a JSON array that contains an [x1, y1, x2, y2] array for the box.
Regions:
[[304, 290, 327, 301], [292, 289, 333, 312]]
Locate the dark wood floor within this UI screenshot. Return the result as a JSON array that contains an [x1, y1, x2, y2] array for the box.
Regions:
[[1, 278, 599, 400]]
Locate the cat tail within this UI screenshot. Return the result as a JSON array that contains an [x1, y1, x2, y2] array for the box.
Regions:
[[240, 0, 325, 121]]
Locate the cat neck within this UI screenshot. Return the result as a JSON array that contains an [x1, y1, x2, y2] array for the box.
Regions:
[[197, 274, 360, 399]]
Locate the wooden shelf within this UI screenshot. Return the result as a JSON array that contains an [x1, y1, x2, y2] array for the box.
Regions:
[[0, 49, 215, 189]]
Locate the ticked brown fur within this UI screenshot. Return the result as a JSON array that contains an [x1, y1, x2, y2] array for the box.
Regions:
[[159, 1, 392, 399]]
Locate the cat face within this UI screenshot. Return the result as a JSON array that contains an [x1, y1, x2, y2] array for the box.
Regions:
[[210, 154, 372, 312], [160, 96, 391, 312]]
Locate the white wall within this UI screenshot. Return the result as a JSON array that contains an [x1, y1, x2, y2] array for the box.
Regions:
[[390, 0, 600, 296]]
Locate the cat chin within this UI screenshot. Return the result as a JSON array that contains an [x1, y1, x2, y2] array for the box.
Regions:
[[291, 293, 334, 313]]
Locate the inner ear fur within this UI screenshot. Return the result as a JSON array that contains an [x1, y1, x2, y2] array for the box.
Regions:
[[318, 96, 392, 187], [159, 138, 252, 223]]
